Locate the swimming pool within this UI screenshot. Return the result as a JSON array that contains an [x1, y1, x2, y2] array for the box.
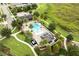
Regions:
[[32, 22, 41, 32]]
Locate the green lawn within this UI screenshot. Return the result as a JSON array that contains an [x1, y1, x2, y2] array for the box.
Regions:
[[0, 25, 4, 31], [0, 51, 7, 56], [0, 18, 4, 22], [17, 33, 32, 44], [37, 4, 79, 41], [37, 4, 47, 14], [12, 27, 19, 33], [17, 33, 26, 41], [0, 36, 34, 56]]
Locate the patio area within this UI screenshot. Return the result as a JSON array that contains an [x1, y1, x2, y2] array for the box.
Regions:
[[21, 20, 56, 44]]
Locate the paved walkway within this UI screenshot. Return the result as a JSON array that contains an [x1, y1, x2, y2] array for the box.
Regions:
[[63, 37, 67, 51], [11, 27, 16, 32]]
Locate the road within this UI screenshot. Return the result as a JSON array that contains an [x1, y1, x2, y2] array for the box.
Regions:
[[0, 4, 14, 29]]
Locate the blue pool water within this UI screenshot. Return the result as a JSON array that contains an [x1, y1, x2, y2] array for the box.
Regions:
[[32, 22, 41, 32]]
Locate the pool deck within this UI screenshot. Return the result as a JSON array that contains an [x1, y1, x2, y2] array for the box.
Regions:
[[21, 21, 55, 44]]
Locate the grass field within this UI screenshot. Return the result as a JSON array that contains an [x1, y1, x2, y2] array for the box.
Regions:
[[37, 4, 79, 41], [0, 25, 4, 31], [17, 33, 32, 44], [17, 33, 26, 41], [0, 36, 34, 56], [12, 27, 19, 33]]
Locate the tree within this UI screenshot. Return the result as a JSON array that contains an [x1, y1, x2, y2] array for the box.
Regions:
[[44, 11, 48, 14], [0, 28, 11, 38], [40, 20, 46, 26], [26, 5, 31, 11], [31, 4, 38, 9], [16, 7, 23, 12], [1, 14, 7, 19], [29, 10, 32, 14], [48, 21, 56, 32], [66, 34, 73, 42], [40, 39, 48, 46], [51, 44, 60, 55], [40, 13, 48, 19], [43, 15, 48, 19], [11, 18, 23, 29], [33, 11, 40, 17], [8, 6, 12, 9], [23, 5, 31, 12], [23, 6, 28, 12], [16, 19, 23, 29], [11, 20, 17, 27], [11, 7, 17, 15], [58, 48, 67, 56]]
